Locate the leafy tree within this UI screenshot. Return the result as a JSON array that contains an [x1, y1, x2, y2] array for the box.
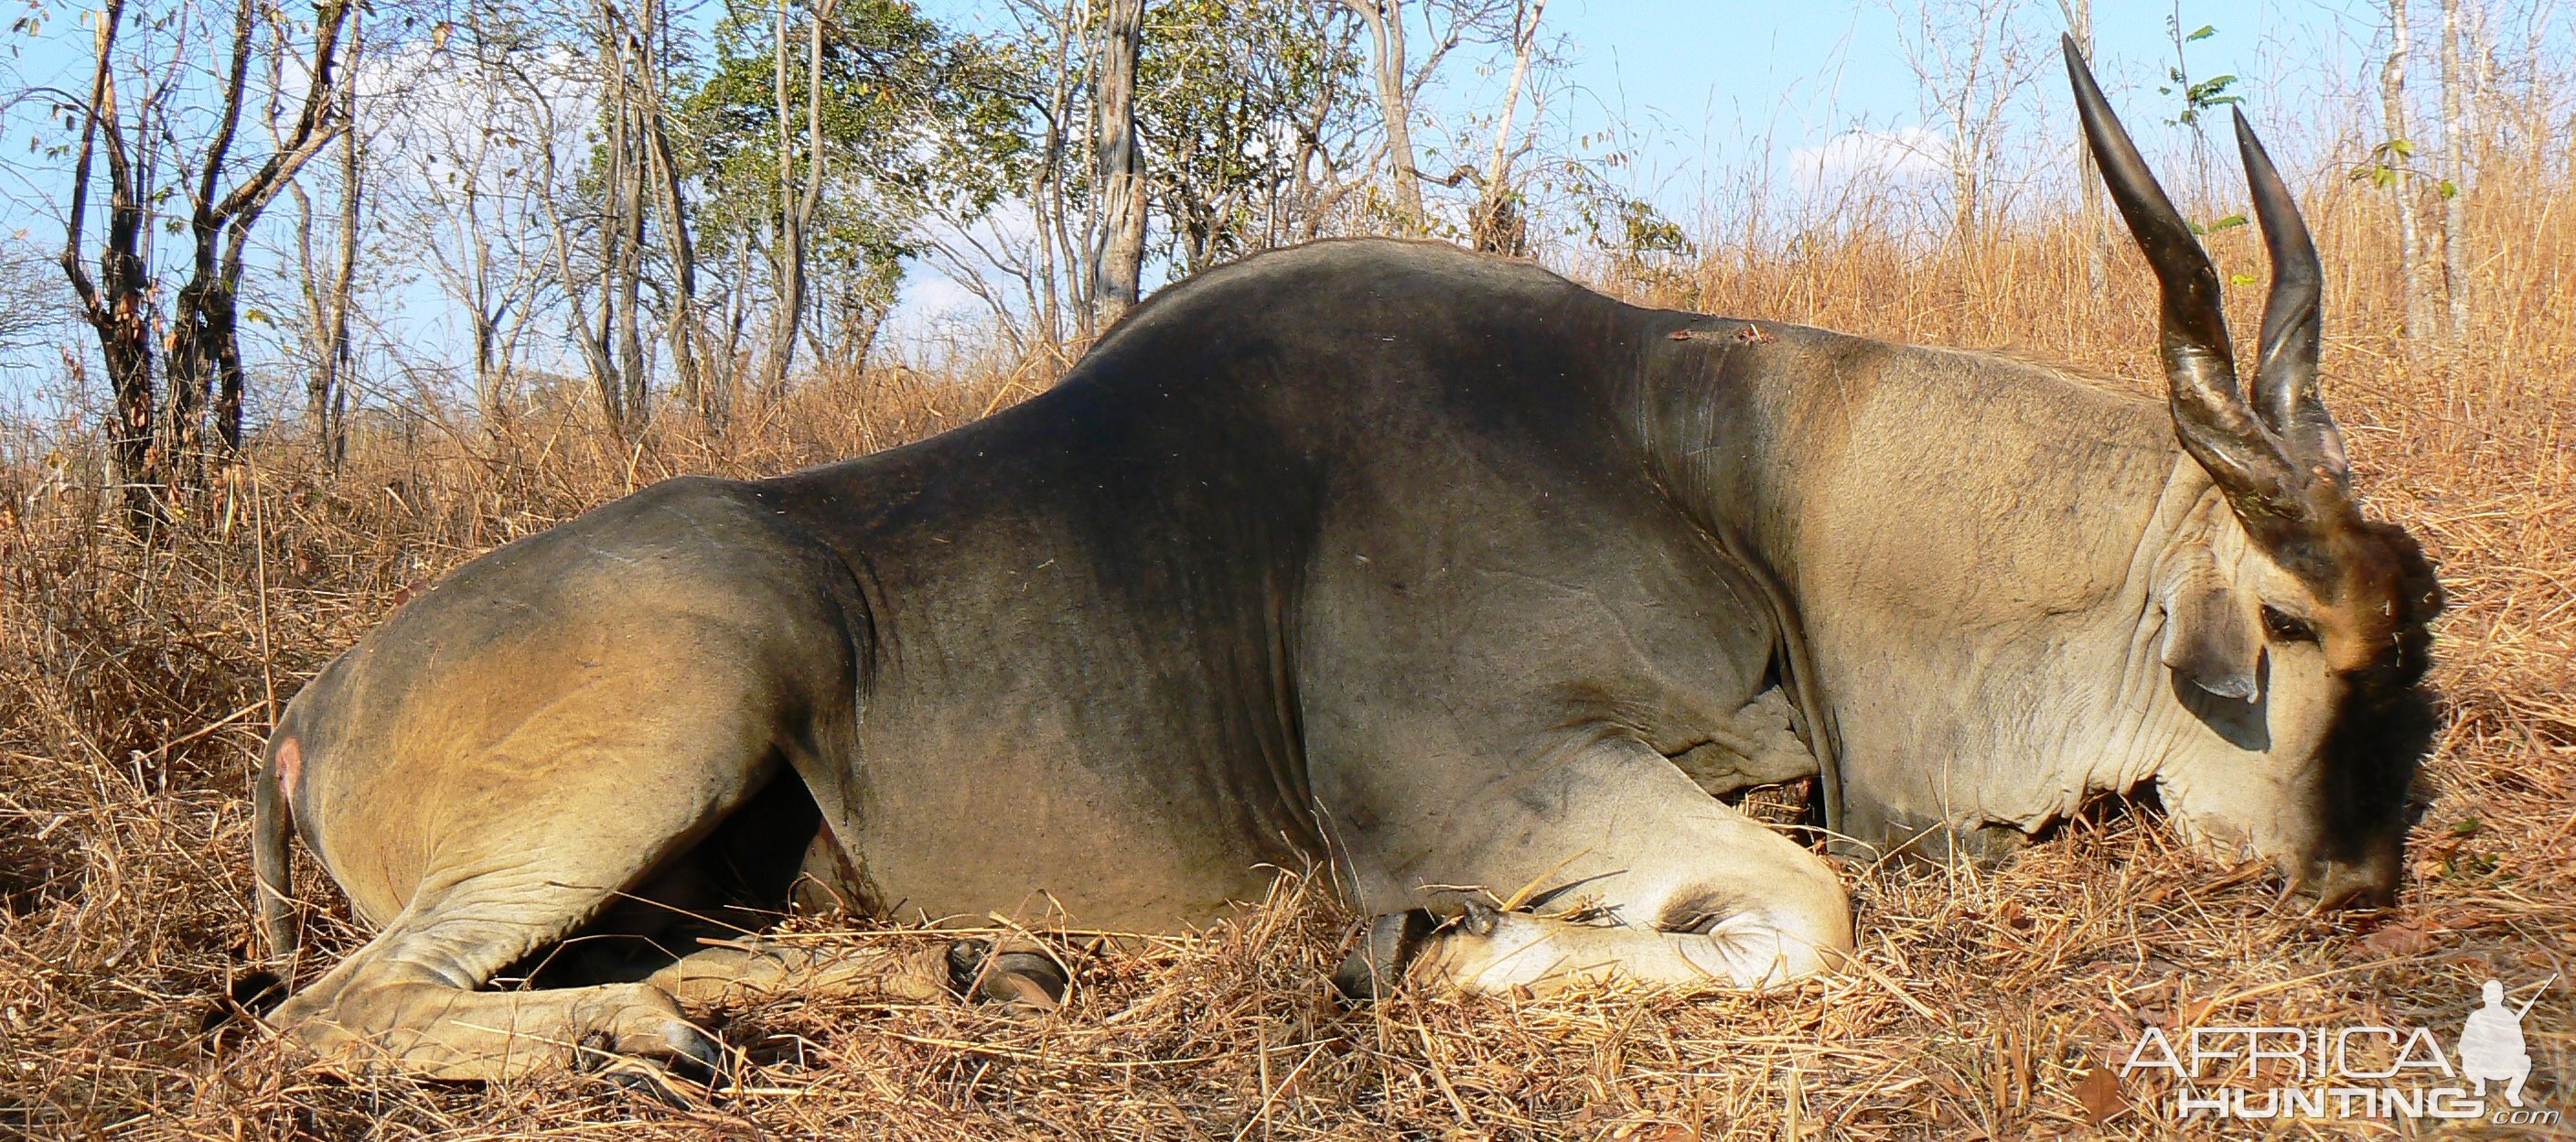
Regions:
[[1136, 0, 1370, 274], [682, 0, 1024, 379]]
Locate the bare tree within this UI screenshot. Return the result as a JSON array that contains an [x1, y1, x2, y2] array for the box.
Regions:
[[762, 0, 843, 397], [597, 9, 652, 432], [906, 0, 1098, 350], [1025, 0, 1089, 342], [0, 242, 65, 364], [613, 0, 718, 425], [2438, 0, 2471, 345], [1467, 0, 1545, 254], [904, 4, 1076, 350], [2381, 0, 2432, 353], [392, 8, 585, 420], [1094, 0, 1148, 324], [58, 0, 157, 526], [165, 0, 357, 471], [289, 16, 365, 467], [1893, 0, 2041, 253], [1329, 0, 1510, 237], [2055, 0, 2109, 302], [1342, 0, 1423, 226], [55, 0, 352, 524], [509, 43, 628, 426]]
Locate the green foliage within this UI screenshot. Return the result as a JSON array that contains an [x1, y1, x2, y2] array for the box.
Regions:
[[1615, 198, 1691, 258], [2158, 71, 2240, 128], [1135, 0, 1368, 271], [2157, 21, 2240, 128], [681, 0, 1026, 290], [2350, 138, 2424, 191]]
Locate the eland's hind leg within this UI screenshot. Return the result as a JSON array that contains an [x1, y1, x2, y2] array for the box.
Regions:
[[267, 742, 1058, 1079], [269, 811, 1046, 1080], [263, 476, 905, 1080], [268, 697, 836, 1080], [270, 885, 724, 1081], [265, 725, 789, 1082]]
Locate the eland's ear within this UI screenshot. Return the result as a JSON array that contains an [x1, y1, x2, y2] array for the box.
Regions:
[[2155, 552, 2261, 701]]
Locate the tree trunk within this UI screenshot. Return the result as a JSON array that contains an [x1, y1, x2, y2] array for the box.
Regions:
[[630, 0, 713, 426], [763, 0, 839, 397], [763, 4, 798, 399], [1343, 0, 1422, 228], [1094, 0, 1147, 327], [590, 38, 628, 430], [60, 0, 164, 527], [156, 0, 355, 479], [1471, 0, 1545, 255], [1029, 8, 1072, 343], [526, 50, 619, 417], [457, 185, 503, 416], [2056, 0, 2108, 302], [2381, 0, 2431, 357], [613, 104, 650, 432], [310, 20, 362, 468], [160, 0, 251, 483], [2437, 0, 2470, 346], [596, 20, 651, 435]]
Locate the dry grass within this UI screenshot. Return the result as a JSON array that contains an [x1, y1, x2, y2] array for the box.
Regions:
[[4, 157, 2572, 1139]]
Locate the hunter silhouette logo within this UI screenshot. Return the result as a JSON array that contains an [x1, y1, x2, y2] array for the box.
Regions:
[[2460, 978, 2538, 1108], [2119, 975, 2559, 1125]]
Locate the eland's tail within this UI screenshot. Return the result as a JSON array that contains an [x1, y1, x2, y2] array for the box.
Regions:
[[252, 732, 300, 970]]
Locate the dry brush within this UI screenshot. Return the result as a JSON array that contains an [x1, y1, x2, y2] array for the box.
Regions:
[[1, 152, 2571, 1138]]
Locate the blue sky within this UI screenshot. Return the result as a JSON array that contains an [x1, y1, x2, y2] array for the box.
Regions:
[[918, 1, 2409, 210], [885, 0, 2434, 324], [1509, 0, 2407, 221]]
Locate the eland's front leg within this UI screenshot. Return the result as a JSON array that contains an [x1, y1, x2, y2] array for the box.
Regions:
[[1337, 738, 1850, 997]]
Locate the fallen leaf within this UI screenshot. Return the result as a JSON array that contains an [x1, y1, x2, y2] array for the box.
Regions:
[[2361, 921, 2436, 958], [2075, 1064, 2124, 1124]]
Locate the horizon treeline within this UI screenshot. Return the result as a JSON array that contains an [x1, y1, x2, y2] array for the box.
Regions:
[[0, 0, 2568, 533]]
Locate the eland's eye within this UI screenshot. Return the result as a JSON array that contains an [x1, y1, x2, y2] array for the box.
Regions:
[[2260, 605, 2318, 643]]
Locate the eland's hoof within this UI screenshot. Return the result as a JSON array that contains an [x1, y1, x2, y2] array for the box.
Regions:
[[1333, 909, 1441, 1002], [583, 1017, 727, 1104], [946, 941, 1069, 1011]]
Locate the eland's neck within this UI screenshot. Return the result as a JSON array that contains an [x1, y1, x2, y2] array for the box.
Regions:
[[1629, 322, 2218, 840]]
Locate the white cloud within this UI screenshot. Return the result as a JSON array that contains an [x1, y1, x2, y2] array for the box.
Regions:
[[1789, 126, 1952, 192], [893, 274, 981, 325]]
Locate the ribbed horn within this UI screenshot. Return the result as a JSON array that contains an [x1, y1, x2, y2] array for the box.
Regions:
[[2232, 107, 2349, 483], [2061, 33, 2306, 526]]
